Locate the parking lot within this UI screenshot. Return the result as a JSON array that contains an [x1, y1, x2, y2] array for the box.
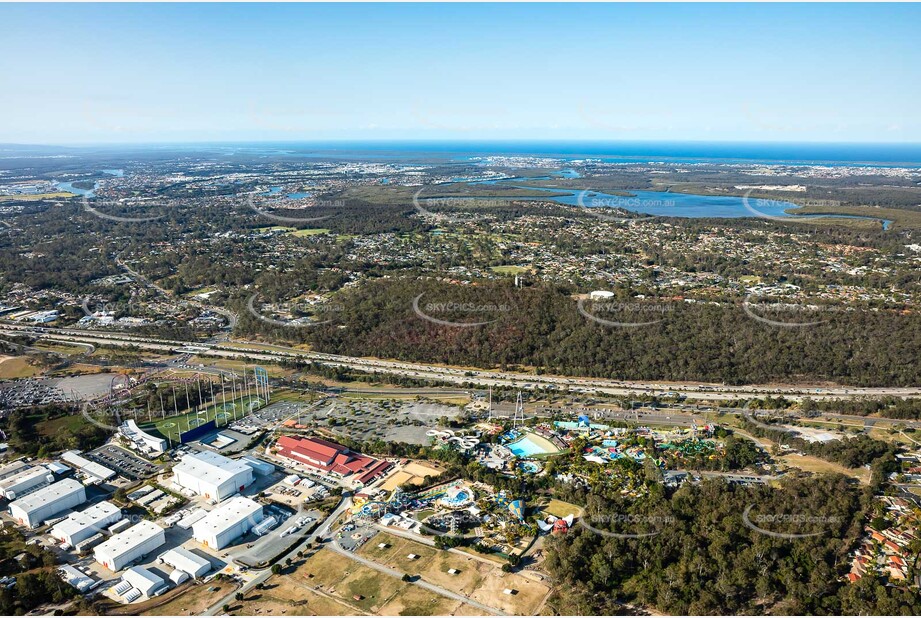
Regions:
[[90, 444, 159, 479]]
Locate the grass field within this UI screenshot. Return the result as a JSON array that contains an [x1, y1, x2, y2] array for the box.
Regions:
[[0, 356, 40, 379], [140, 394, 266, 443], [489, 265, 529, 275], [539, 498, 582, 519], [780, 453, 871, 484], [35, 413, 91, 438]]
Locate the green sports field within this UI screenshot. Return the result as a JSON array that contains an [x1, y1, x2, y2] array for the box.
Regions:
[[140, 394, 266, 444]]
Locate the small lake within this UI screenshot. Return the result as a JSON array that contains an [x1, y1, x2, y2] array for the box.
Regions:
[[54, 180, 95, 198], [445, 178, 891, 228], [264, 186, 313, 199]]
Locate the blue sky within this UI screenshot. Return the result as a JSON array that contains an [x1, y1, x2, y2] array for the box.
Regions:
[[1, 3, 919, 144]]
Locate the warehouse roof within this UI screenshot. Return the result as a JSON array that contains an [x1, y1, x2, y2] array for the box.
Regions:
[[174, 451, 251, 485], [193, 496, 262, 536], [159, 547, 211, 576], [8, 478, 84, 514], [122, 566, 167, 596], [0, 466, 48, 491], [51, 501, 120, 539], [61, 450, 116, 481], [94, 520, 164, 559]]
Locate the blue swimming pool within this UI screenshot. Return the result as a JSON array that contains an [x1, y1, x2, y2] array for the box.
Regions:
[[508, 434, 553, 457]]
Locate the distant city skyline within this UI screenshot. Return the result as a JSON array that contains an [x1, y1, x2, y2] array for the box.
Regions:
[[1, 3, 919, 144]]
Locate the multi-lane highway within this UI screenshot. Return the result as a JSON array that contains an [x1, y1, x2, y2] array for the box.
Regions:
[[3, 321, 921, 403]]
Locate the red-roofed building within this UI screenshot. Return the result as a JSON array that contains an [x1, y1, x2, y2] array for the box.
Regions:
[[275, 436, 392, 485]]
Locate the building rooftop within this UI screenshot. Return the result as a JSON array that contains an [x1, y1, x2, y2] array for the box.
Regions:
[[159, 546, 210, 574], [0, 466, 48, 491], [94, 520, 164, 559], [174, 451, 251, 485], [61, 450, 116, 481], [122, 565, 167, 595], [8, 478, 84, 514], [276, 435, 386, 478], [51, 501, 120, 538], [193, 496, 262, 536]]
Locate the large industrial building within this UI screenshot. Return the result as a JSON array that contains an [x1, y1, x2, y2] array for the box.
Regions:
[[192, 496, 263, 549], [8, 478, 86, 527], [0, 465, 54, 500], [159, 546, 211, 578], [60, 450, 116, 483], [0, 460, 30, 481], [51, 500, 122, 547], [121, 566, 168, 598], [173, 451, 253, 501], [94, 520, 166, 572], [275, 435, 392, 484]]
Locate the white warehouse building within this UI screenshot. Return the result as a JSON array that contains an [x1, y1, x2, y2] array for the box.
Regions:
[[159, 546, 211, 578], [122, 566, 168, 598], [0, 466, 54, 500], [94, 520, 166, 572], [8, 478, 86, 527], [61, 450, 116, 482], [192, 496, 263, 549], [173, 451, 253, 502], [51, 500, 122, 547]]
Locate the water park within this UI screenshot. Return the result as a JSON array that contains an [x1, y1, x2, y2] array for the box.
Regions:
[[501, 428, 562, 458], [426, 428, 480, 451]]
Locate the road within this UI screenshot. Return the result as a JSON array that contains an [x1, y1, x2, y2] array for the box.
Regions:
[[328, 537, 508, 616], [4, 322, 920, 403], [202, 495, 352, 616]]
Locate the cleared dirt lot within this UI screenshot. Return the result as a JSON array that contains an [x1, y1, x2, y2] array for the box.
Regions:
[[359, 533, 439, 574], [234, 580, 357, 616], [239, 547, 483, 616], [469, 569, 550, 615], [135, 580, 238, 616], [360, 532, 550, 615], [376, 584, 466, 616]]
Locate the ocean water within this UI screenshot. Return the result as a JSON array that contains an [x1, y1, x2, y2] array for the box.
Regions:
[[99, 141, 921, 167], [178, 141, 921, 167]]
